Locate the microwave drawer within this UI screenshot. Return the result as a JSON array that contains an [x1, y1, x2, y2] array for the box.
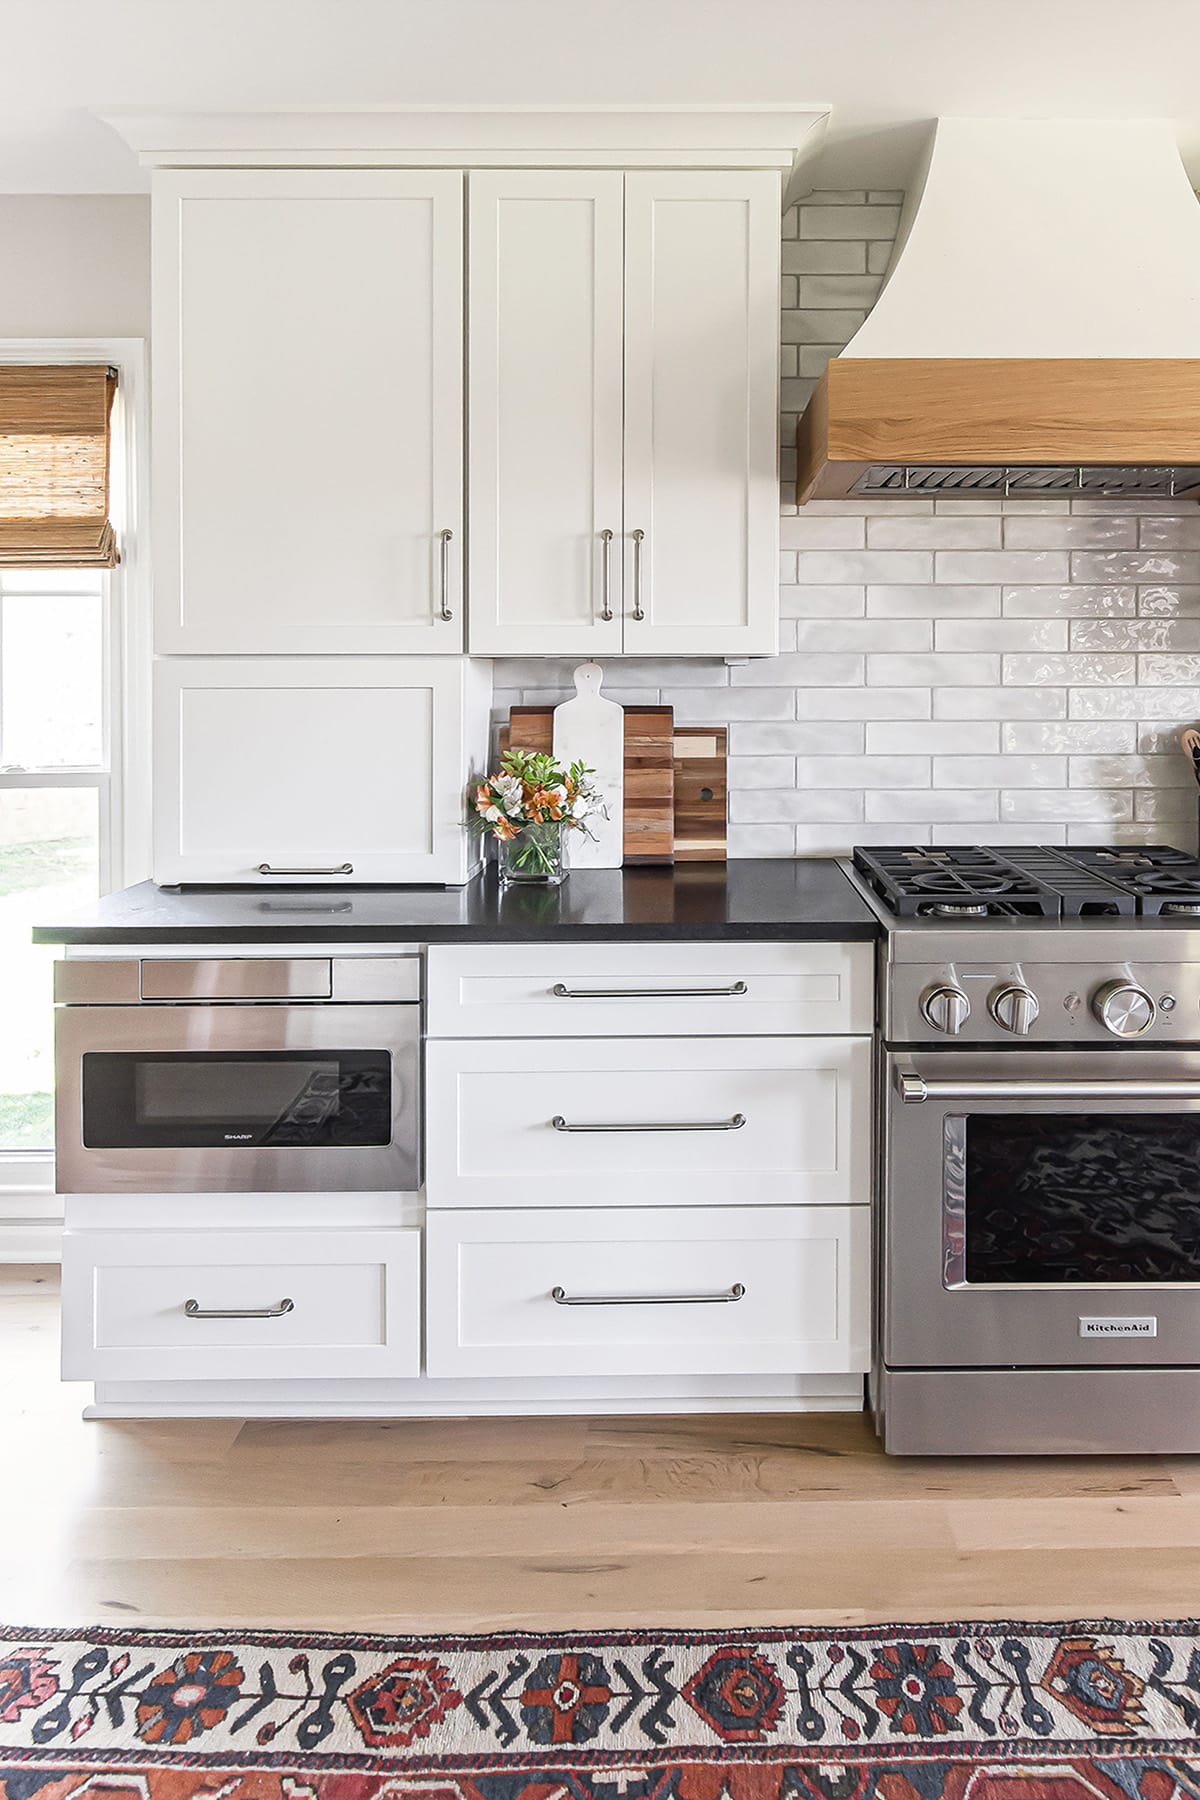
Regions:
[[425, 943, 873, 1039], [425, 1205, 869, 1379], [61, 1227, 421, 1381]]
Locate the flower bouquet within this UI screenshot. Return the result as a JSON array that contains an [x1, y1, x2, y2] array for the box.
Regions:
[[472, 748, 604, 884]]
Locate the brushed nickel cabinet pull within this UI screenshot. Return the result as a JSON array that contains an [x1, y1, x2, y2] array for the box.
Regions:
[[184, 1297, 295, 1320], [551, 981, 748, 999], [256, 863, 353, 876], [551, 1282, 745, 1307], [630, 527, 645, 621], [551, 1112, 746, 1134], [599, 528, 614, 621], [438, 527, 454, 621]]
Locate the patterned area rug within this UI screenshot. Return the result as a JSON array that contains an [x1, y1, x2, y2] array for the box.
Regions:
[[1, 1621, 1199, 1800]]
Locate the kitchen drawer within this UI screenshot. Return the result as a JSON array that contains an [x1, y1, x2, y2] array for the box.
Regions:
[[425, 1036, 870, 1208], [425, 942, 873, 1038], [425, 1205, 869, 1378], [61, 1228, 420, 1382]]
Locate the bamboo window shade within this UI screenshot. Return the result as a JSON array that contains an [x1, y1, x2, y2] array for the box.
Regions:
[[0, 365, 119, 567]]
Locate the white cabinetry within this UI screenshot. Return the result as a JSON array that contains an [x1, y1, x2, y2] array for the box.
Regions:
[[153, 656, 491, 885], [468, 170, 780, 657], [153, 170, 465, 655]]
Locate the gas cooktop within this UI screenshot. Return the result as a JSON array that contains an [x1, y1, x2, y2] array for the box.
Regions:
[[852, 843, 1200, 920]]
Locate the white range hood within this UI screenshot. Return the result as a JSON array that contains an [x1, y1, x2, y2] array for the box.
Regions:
[[797, 117, 1200, 501]]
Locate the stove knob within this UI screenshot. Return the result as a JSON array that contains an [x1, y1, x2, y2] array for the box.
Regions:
[[990, 982, 1040, 1035], [921, 982, 971, 1035], [1092, 980, 1156, 1038]]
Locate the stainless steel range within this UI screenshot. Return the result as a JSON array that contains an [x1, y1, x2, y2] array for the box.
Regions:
[[845, 842, 1200, 1456]]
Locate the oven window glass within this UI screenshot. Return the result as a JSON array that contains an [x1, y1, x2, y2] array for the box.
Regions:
[[81, 1051, 391, 1149], [963, 1113, 1200, 1283]]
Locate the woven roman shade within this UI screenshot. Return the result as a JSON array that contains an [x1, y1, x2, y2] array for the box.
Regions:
[[0, 365, 119, 567]]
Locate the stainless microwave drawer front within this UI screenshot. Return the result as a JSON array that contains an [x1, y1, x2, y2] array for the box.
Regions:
[[55, 1003, 419, 1195], [883, 1049, 1200, 1372], [140, 959, 332, 1001]]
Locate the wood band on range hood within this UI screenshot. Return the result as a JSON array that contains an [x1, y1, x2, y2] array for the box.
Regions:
[[796, 358, 1200, 502]]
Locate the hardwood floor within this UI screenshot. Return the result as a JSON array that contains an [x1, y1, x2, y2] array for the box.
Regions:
[[4, 1264, 1199, 1631]]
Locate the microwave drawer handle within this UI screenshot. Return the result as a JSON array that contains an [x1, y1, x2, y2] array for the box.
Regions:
[[184, 1297, 295, 1320], [551, 980, 748, 999], [552, 1112, 746, 1134], [896, 1066, 1200, 1105], [551, 1282, 745, 1307], [256, 863, 353, 877]]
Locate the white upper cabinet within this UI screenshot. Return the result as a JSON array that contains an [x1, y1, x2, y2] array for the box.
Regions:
[[622, 173, 781, 658], [467, 172, 625, 657], [467, 169, 780, 658], [153, 170, 465, 655]]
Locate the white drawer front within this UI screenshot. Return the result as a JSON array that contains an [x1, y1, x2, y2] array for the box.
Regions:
[[425, 1205, 869, 1378], [425, 942, 873, 1038], [61, 1228, 420, 1382], [425, 1036, 870, 1208]]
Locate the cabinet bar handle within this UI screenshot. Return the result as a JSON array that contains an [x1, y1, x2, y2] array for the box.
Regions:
[[185, 1297, 295, 1320], [256, 863, 353, 876], [630, 528, 645, 621], [551, 981, 748, 999], [551, 1112, 746, 1134], [551, 1283, 745, 1307], [438, 527, 454, 621], [599, 528, 614, 621]]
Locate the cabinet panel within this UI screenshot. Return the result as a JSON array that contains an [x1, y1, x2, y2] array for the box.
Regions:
[[425, 1036, 871, 1209], [622, 172, 780, 656], [154, 170, 464, 655], [153, 656, 490, 885], [61, 1228, 421, 1382], [468, 171, 625, 656], [426, 1206, 869, 1378], [426, 942, 874, 1038]]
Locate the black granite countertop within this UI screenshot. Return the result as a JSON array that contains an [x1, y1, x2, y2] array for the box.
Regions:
[[33, 860, 878, 946]]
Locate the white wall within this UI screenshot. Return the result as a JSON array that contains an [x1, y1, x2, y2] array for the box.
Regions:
[[0, 196, 149, 337]]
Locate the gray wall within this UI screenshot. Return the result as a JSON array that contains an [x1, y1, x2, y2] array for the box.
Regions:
[[0, 196, 149, 338]]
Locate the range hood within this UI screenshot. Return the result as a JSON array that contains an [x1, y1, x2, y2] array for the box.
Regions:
[[797, 119, 1200, 502]]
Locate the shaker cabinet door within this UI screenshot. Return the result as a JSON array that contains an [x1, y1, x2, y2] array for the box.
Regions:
[[467, 171, 625, 657], [622, 172, 780, 657], [153, 170, 464, 655], [153, 656, 490, 885]]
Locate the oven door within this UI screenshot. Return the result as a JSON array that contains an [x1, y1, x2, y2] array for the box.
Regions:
[[885, 1049, 1200, 1369], [55, 1004, 419, 1194]]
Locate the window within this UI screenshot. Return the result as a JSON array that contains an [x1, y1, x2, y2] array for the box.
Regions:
[[0, 567, 112, 1150]]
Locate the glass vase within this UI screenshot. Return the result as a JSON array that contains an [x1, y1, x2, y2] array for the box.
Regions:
[[497, 820, 567, 885]]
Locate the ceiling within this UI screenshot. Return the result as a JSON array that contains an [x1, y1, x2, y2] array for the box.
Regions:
[[4, 0, 1200, 193]]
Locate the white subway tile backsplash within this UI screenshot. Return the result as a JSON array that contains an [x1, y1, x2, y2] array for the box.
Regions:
[[492, 190, 1198, 859]]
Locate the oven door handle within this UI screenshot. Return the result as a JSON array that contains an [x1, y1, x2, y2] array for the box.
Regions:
[[895, 1064, 1200, 1104]]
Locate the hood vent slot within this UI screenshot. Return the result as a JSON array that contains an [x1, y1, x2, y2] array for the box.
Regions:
[[852, 464, 1200, 500]]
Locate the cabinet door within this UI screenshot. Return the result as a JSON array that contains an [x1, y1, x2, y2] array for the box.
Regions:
[[623, 173, 780, 657], [153, 170, 464, 655], [153, 656, 490, 885], [468, 171, 624, 656]]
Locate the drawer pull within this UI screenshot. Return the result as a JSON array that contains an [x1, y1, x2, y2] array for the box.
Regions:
[[184, 1297, 295, 1320], [552, 1112, 746, 1134], [551, 980, 748, 999], [256, 863, 353, 877], [551, 1282, 746, 1307]]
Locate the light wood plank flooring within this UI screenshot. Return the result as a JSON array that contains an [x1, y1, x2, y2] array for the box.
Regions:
[[4, 1264, 1199, 1631]]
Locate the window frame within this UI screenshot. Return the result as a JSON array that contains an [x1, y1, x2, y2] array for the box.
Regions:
[[0, 338, 149, 1243]]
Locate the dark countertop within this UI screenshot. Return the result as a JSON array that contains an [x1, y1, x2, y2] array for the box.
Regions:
[[32, 860, 879, 946]]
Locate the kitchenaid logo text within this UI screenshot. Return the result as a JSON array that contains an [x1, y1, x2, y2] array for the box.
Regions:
[[1079, 1317, 1158, 1338]]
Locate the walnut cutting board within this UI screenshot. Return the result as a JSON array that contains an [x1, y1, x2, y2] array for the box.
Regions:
[[672, 726, 727, 862], [623, 706, 675, 865]]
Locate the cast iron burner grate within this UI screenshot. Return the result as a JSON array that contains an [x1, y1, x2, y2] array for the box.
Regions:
[[851, 846, 1062, 918], [1050, 845, 1200, 916]]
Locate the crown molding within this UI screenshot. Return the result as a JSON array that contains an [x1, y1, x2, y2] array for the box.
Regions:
[[99, 104, 830, 185]]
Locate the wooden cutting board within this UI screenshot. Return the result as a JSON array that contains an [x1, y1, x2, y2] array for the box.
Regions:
[[623, 705, 675, 865], [498, 706, 553, 758], [672, 725, 727, 862]]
